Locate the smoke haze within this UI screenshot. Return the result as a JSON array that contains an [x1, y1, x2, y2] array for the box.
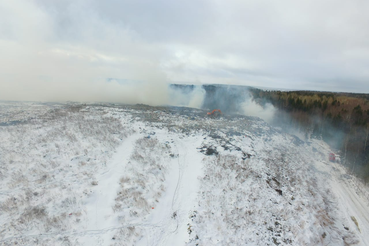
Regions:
[[1, 0, 369, 104], [169, 84, 277, 123], [168, 85, 206, 108], [242, 101, 276, 123], [0, 0, 169, 105]]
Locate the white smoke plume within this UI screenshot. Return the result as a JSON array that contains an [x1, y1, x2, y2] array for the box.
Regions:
[[0, 0, 169, 105], [168, 85, 206, 108], [242, 100, 276, 123]]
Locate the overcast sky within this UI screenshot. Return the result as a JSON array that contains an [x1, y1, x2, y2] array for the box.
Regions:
[[1, 0, 369, 102]]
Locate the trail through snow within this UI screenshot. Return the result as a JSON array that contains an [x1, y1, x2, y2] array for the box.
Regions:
[[81, 134, 141, 246], [329, 164, 369, 246], [312, 140, 369, 246], [136, 135, 204, 246]]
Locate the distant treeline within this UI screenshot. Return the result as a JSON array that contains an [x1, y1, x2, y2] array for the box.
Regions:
[[249, 88, 369, 182]]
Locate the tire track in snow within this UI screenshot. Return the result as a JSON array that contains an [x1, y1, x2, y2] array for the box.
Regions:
[[313, 157, 369, 246], [170, 139, 188, 232], [329, 168, 369, 246], [0, 222, 162, 243], [136, 137, 184, 246], [136, 135, 204, 246], [157, 139, 188, 246]]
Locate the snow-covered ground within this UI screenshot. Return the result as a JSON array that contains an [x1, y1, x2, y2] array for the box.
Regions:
[[0, 102, 368, 246]]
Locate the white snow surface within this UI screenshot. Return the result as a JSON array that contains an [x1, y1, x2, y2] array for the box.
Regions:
[[0, 102, 369, 246], [135, 135, 204, 246], [82, 133, 141, 245]]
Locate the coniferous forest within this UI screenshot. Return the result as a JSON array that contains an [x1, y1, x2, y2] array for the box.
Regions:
[[249, 88, 369, 182]]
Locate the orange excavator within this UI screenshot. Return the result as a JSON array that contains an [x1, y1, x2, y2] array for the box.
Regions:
[[207, 109, 222, 117]]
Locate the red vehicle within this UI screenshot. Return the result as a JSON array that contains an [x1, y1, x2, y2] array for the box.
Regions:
[[207, 109, 222, 117], [329, 153, 336, 162]]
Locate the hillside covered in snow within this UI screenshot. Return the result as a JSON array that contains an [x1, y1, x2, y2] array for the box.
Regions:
[[0, 101, 369, 246]]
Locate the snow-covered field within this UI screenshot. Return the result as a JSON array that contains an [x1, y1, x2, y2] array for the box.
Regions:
[[0, 102, 368, 246]]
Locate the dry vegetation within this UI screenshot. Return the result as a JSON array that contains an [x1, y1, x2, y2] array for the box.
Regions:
[[188, 138, 359, 246], [110, 136, 172, 245], [0, 105, 131, 244]]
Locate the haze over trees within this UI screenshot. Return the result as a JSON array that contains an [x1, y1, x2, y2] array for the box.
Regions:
[[249, 88, 369, 181]]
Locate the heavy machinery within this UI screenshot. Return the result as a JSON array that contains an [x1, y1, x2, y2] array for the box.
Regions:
[[329, 153, 341, 163], [207, 109, 222, 117]]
